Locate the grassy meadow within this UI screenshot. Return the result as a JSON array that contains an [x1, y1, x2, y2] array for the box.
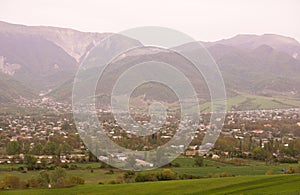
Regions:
[[1, 158, 300, 194], [1, 174, 300, 195]]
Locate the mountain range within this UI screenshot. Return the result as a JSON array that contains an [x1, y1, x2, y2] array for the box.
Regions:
[[1, 21, 300, 110]]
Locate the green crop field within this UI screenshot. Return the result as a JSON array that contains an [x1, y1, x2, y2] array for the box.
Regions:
[[1, 174, 300, 195], [0, 158, 297, 183], [196, 93, 300, 112], [1, 158, 300, 194], [168, 158, 293, 177]]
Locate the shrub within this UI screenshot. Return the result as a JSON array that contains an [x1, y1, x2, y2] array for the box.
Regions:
[[207, 172, 234, 178], [69, 176, 85, 185], [17, 166, 24, 172], [50, 167, 67, 188], [69, 164, 78, 170], [135, 169, 179, 183], [219, 172, 234, 177], [158, 169, 178, 180], [179, 174, 201, 180], [86, 166, 92, 169], [27, 178, 39, 188], [0, 180, 5, 189], [53, 177, 66, 188], [3, 174, 26, 189], [229, 158, 247, 166], [123, 171, 136, 183], [285, 166, 296, 174], [172, 162, 181, 167], [47, 165, 55, 170], [108, 180, 121, 184], [265, 170, 275, 175], [37, 171, 50, 188], [61, 164, 69, 169], [276, 158, 298, 164], [195, 155, 204, 167], [105, 169, 114, 174], [135, 173, 158, 182]]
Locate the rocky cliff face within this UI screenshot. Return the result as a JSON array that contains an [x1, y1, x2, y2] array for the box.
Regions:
[[0, 21, 111, 62]]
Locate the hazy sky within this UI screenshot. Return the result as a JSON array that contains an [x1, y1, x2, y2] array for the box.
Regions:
[[0, 0, 299, 41]]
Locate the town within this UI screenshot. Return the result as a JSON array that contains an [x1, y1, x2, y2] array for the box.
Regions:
[[1, 98, 299, 168]]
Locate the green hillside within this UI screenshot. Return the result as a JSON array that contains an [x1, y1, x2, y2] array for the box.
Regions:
[[2, 174, 300, 195]]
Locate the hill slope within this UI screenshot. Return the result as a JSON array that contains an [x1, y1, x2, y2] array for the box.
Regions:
[[0, 21, 110, 92], [2, 175, 300, 195], [0, 21, 300, 109], [0, 73, 36, 103]]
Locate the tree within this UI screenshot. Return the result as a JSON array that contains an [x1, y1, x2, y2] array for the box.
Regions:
[[251, 146, 266, 161], [293, 139, 300, 156], [6, 141, 20, 155], [24, 155, 37, 170], [37, 171, 50, 188], [50, 167, 66, 188], [23, 143, 30, 154], [40, 158, 48, 169], [264, 141, 275, 165], [62, 142, 71, 155], [88, 151, 98, 162], [195, 154, 204, 167], [43, 142, 56, 155], [31, 143, 43, 155], [214, 137, 239, 152]]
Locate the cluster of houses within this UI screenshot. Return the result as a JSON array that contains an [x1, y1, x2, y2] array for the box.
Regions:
[[0, 100, 299, 166], [0, 154, 87, 164]]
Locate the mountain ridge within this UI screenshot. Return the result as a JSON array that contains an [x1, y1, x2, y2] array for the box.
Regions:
[[0, 21, 111, 62], [0, 20, 300, 110]]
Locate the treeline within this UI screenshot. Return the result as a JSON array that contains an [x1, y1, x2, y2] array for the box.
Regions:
[[5, 138, 78, 156], [107, 168, 235, 184], [213, 135, 300, 165], [0, 167, 84, 190]]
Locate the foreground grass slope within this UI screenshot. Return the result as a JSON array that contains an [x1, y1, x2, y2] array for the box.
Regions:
[[2, 174, 300, 195]]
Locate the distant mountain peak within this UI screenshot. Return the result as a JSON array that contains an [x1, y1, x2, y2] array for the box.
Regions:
[[1, 20, 300, 105], [0, 20, 110, 62], [201, 33, 300, 60]]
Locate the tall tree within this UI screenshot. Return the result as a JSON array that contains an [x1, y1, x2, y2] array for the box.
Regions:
[[43, 142, 56, 155], [194, 153, 204, 167], [24, 154, 37, 170], [6, 141, 20, 155], [31, 143, 43, 155]]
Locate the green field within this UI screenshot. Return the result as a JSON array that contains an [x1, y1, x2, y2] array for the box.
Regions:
[[0, 168, 124, 184], [198, 93, 300, 112], [1, 174, 300, 195], [1, 159, 295, 183], [1, 158, 300, 194], [232, 93, 300, 110], [170, 158, 295, 177]]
